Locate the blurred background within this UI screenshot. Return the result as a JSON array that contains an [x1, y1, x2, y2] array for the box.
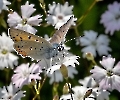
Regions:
[[0, 0, 120, 100]]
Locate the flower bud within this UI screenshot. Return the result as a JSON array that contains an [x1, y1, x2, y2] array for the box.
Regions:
[[60, 64, 68, 80], [84, 88, 92, 99], [85, 52, 94, 61], [63, 83, 70, 94], [53, 95, 59, 100]]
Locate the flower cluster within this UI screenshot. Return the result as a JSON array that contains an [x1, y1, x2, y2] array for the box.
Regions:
[[0, 0, 120, 100]]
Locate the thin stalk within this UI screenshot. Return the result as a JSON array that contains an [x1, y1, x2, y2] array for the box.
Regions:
[[32, 75, 47, 100], [62, 0, 65, 4], [40, 75, 47, 90], [9, 0, 16, 8], [77, 0, 102, 26], [74, 26, 80, 37]]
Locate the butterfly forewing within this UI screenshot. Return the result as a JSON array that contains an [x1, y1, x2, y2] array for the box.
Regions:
[[9, 28, 53, 59], [49, 16, 73, 44], [9, 28, 52, 47]]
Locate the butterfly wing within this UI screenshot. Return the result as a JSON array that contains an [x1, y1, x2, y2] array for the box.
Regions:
[[14, 40, 52, 60], [9, 28, 53, 59], [9, 28, 52, 46], [49, 16, 73, 44]]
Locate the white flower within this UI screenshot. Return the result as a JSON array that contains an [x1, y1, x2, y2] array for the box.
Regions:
[[49, 54, 79, 74], [7, 1, 42, 34], [12, 63, 42, 88], [38, 50, 79, 74], [60, 86, 94, 100], [0, 0, 11, 13], [79, 76, 110, 100], [60, 94, 72, 100], [79, 76, 96, 88], [0, 83, 25, 100], [47, 66, 78, 84], [90, 56, 120, 92], [93, 88, 110, 100], [38, 34, 79, 73], [0, 32, 18, 70], [100, 1, 120, 35], [46, 2, 77, 29], [79, 30, 111, 57]]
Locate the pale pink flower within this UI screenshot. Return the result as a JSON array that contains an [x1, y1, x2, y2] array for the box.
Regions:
[[90, 56, 120, 92], [100, 1, 120, 35], [12, 63, 42, 88]]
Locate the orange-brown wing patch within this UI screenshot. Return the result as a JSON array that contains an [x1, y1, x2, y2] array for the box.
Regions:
[[15, 48, 27, 57], [9, 28, 52, 47]]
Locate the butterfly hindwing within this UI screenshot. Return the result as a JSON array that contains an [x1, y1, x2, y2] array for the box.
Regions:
[[49, 16, 73, 44], [14, 40, 51, 59]]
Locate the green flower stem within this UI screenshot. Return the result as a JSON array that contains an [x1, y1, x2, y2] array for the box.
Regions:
[[5, 68, 10, 84], [39, 0, 47, 16], [9, 0, 16, 9], [32, 94, 39, 100], [62, 0, 65, 4], [77, 0, 102, 27], [74, 26, 80, 37], [32, 75, 47, 100], [40, 75, 47, 90], [50, 30, 55, 37], [32, 83, 40, 100], [91, 59, 97, 66], [53, 83, 59, 96], [74, 26, 82, 49]]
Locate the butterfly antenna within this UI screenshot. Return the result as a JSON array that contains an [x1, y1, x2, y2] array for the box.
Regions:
[[64, 35, 84, 44], [64, 37, 77, 44]]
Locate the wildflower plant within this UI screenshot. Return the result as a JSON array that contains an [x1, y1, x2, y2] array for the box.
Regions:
[[0, 0, 120, 100]]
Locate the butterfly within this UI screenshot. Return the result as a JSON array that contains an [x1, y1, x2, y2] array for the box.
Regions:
[[8, 16, 73, 61]]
